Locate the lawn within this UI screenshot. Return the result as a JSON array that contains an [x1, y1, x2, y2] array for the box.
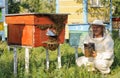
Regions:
[[0, 30, 120, 78]]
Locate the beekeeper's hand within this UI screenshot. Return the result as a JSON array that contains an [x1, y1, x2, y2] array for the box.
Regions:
[[92, 51, 97, 57]]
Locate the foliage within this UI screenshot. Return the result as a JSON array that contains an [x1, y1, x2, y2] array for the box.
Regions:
[[8, 0, 20, 13], [8, 0, 56, 14], [74, 0, 120, 17], [20, 0, 56, 13], [112, 30, 120, 66], [112, 1, 120, 17]]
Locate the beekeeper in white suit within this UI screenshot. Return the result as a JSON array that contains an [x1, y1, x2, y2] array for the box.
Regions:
[[76, 19, 114, 74]]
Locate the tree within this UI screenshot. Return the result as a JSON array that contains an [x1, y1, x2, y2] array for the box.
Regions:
[[8, 0, 20, 13], [112, 0, 120, 17], [23, 0, 55, 13], [8, 0, 56, 14]]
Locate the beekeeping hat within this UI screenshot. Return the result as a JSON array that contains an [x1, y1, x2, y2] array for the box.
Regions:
[[90, 20, 106, 26]]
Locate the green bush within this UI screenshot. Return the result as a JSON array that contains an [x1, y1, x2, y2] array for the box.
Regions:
[[112, 30, 120, 66]]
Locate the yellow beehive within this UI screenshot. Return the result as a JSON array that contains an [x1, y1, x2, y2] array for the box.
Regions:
[[59, 0, 83, 24], [0, 22, 4, 31]]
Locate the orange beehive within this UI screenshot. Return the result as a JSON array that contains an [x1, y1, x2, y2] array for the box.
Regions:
[[5, 13, 68, 48]]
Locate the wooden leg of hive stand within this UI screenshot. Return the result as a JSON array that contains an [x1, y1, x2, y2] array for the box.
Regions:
[[25, 47, 29, 74], [46, 49, 49, 70], [75, 46, 78, 60], [13, 46, 17, 77], [57, 45, 61, 68], [8, 46, 10, 52]]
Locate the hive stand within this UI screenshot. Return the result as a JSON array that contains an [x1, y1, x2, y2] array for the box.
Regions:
[[5, 13, 69, 76], [46, 45, 61, 70]]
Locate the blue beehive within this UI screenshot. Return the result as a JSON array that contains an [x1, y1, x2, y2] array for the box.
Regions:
[[68, 24, 89, 47], [0, 0, 5, 41]]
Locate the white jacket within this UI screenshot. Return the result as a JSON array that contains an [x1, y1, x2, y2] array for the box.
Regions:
[[76, 27, 114, 74], [83, 31, 114, 60]]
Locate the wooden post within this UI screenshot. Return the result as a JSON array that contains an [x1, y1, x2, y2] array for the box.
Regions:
[[75, 46, 78, 60], [110, 0, 112, 31], [13, 46, 17, 77], [83, 0, 88, 23], [25, 47, 29, 73], [57, 45, 61, 68], [8, 46, 10, 51], [46, 49, 49, 69]]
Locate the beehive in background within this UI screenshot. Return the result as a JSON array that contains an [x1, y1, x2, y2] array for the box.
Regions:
[[59, 0, 83, 24], [58, 0, 83, 39]]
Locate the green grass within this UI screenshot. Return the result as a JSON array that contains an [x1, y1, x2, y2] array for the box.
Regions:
[[0, 30, 120, 78]]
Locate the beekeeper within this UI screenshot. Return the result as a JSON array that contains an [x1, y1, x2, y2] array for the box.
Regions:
[[76, 19, 114, 74]]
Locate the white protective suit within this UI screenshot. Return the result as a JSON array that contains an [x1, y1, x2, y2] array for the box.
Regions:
[[76, 26, 114, 74]]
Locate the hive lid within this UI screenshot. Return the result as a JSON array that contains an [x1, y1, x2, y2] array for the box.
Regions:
[[5, 13, 70, 16]]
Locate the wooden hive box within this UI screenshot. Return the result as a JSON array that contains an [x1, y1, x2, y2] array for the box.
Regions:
[[5, 13, 69, 48]]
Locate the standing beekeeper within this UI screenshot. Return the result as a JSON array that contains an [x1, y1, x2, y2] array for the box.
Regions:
[[76, 19, 114, 74]]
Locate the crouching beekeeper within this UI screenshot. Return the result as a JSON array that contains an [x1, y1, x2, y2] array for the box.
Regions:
[[76, 20, 114, 74]]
